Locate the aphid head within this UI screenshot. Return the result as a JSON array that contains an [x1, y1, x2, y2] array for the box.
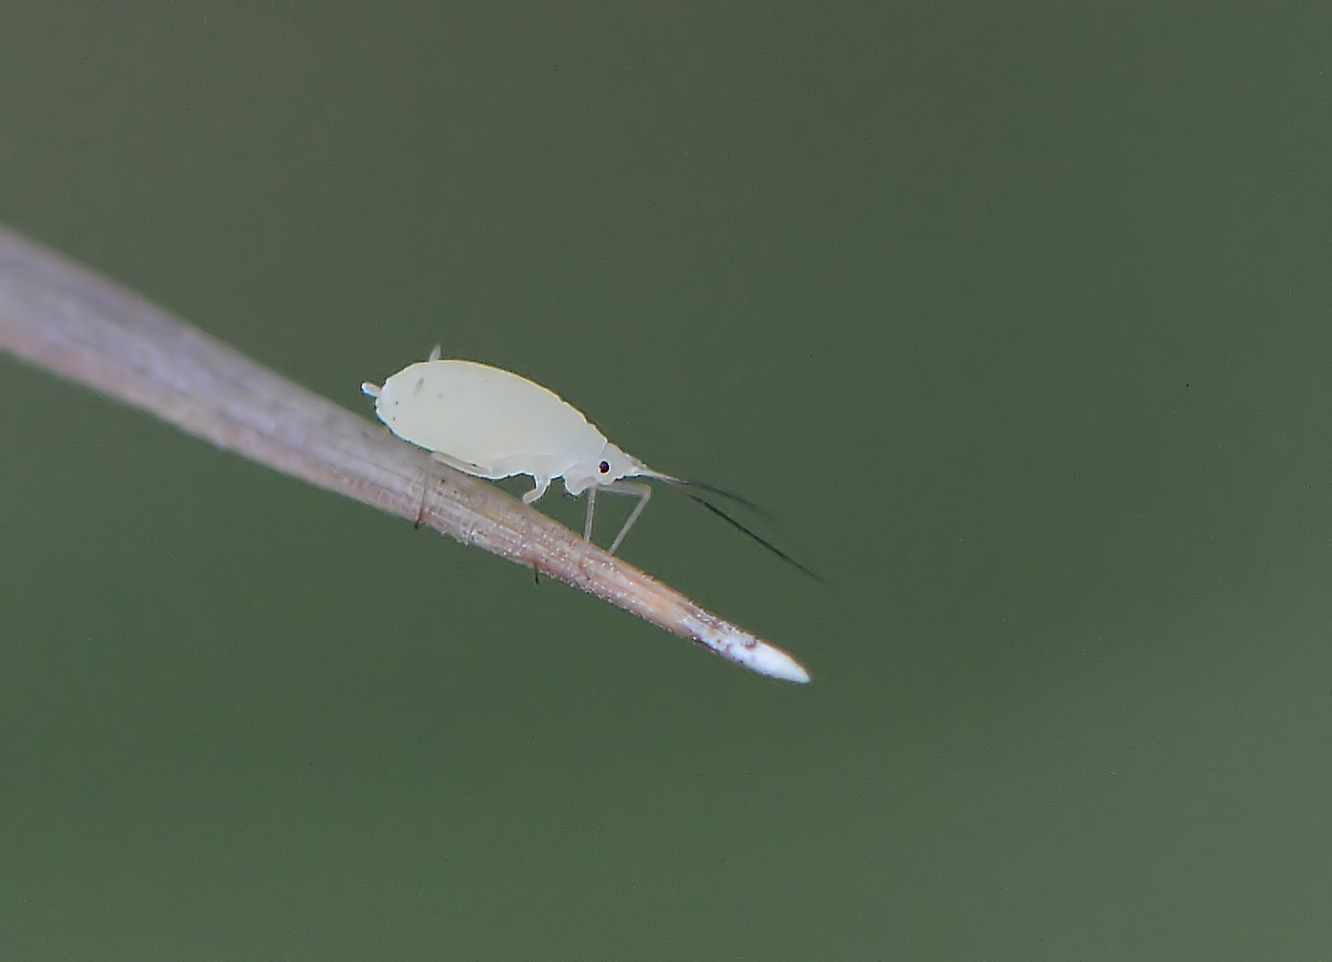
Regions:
[[564, 443, 664, 495]]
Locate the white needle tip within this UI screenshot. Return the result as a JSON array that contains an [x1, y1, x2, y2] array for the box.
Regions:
[[747, 643, 812, 683], [691, 616, 810, 683]]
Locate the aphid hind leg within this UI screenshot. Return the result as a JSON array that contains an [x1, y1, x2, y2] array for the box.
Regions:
[[413, 483, 428, 529], [412, 464, 435, 529]]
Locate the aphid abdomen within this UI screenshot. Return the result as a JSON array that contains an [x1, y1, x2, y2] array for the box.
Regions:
[[374, 360, 607, 481]]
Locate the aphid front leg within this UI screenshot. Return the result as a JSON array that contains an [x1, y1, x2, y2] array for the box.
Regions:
[[604, 481, 652, 555], [583, 486, 597, 541]]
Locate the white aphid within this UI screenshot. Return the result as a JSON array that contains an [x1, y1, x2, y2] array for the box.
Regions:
[[362, 346, 676, 554]]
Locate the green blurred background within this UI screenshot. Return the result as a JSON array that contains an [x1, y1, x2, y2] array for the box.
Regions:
[[2, 3, 1330, 959]]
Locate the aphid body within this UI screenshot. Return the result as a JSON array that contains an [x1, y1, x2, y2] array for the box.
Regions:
[[363, 347, 669, 553]]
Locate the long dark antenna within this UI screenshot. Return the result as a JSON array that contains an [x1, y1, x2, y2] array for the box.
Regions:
[[668, 477, 765, 513], [666, 481, 823, 582]]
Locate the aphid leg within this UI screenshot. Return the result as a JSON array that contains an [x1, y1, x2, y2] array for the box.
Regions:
[[604, 481, 652, 555], [583, 486, 597, 541], [428, 344, 442, 362], [413, 472, 431, 529], [522, 477, 551, 504]]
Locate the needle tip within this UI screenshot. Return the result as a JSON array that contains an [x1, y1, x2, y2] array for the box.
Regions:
[[670, 603, 814, 684], [724, 636, 804, 682], [748, 644, 812, 683]]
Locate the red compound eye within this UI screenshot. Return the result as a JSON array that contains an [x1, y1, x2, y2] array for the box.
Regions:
[[599, 460, 610, 473]]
